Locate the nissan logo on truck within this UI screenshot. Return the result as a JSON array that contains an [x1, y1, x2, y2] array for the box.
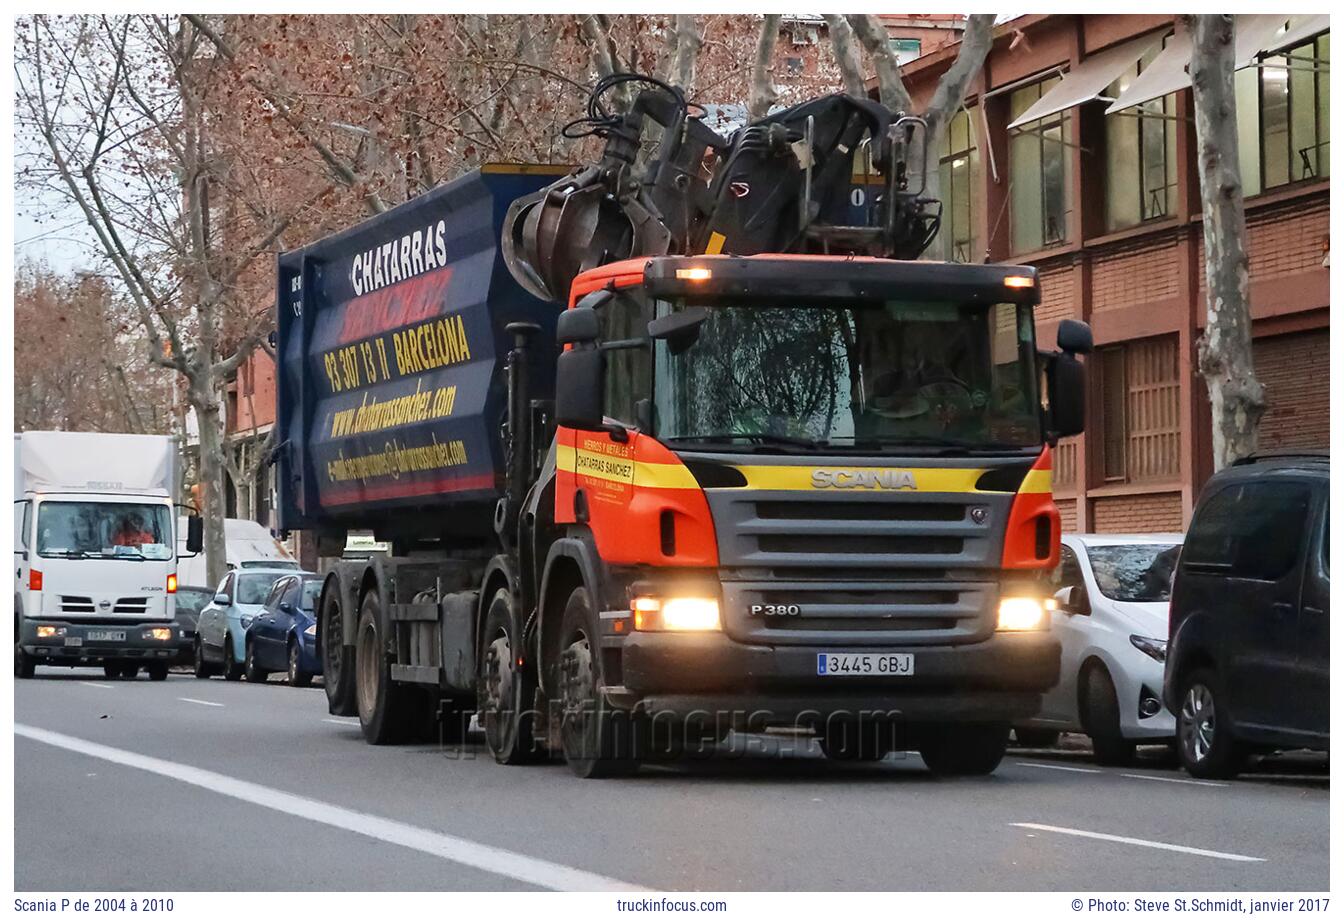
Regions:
[[811, 468, 917, 490]]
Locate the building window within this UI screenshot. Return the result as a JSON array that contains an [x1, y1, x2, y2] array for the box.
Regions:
[[889, 37, 922, 65], [936, 108, 980, 263], [784, 57, 804, 78], [1236, 30, 1330, 196], [1103, 46, 1178, 231], [1009, 76, 1072, 253], [1099, 336, 1180, 484]]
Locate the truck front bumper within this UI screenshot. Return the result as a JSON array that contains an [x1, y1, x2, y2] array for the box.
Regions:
[[609, 629, 1060, 726], [19, 619, 182, 666]]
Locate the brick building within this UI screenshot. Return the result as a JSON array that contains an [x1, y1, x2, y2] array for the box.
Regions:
[[897, 13, 1330, 533]]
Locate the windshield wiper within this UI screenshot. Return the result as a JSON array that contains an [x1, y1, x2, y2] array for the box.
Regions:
[[665, 432, 820, 450], [44, 549, 94, 559]]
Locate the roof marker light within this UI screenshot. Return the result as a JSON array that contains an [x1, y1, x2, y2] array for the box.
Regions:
[[1004, 275, 1035, 289]]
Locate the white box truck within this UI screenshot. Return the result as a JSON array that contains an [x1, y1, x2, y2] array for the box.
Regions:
[[13, 431, 203, 680]]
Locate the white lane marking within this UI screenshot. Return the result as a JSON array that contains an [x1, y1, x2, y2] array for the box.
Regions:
[[178, 697, 225, 708], [1015, 761, 1102, 774], [79, 682, 115, 690], [1122, 772, 1228, 788], [322, 718, 358, 725], [1011, 822, 1264, 862], [15, 723, 642, 891]]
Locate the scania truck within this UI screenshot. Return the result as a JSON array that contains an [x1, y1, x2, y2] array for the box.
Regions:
[[277, 75, 1092, 776], [14, 431, 203, 680]]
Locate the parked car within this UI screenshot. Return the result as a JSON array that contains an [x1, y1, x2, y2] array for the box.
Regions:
[[193, 568, 306, 680], [1014, 533, 1183, 764], [171, 584, 216, 666], [243, 573, 324, 686], [1166, 452, 1329, 779]]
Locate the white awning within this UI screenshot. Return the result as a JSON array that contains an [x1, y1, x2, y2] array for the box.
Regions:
[[1007, 32, 1166, 130], [1105, 14, 1293, 114], [1261, 14, 1330, 57]]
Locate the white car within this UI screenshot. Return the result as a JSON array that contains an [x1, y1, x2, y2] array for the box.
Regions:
[[1014, 533, 1182, 764]]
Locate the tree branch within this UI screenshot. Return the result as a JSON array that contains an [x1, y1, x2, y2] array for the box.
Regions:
[[748, 14, 782, 119], [846, 14, 913, 112]]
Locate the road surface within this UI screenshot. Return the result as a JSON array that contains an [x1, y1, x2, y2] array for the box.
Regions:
[[14, 668, 1329, 891]]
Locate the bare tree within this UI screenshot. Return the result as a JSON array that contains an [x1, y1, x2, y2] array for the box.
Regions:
[[1186, 14, 1265, 467], [15, 15, 323, 584], [822, 15, 867, 98]]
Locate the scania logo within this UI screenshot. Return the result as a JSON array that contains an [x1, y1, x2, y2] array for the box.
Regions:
[[811, 468, 917, 490]]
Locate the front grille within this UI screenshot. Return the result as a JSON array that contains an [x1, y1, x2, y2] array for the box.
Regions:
[[755, 501, 964, 522], [758, 534, 963, 556], [114, 597, 148, 614], [61, 596, 95, 613]]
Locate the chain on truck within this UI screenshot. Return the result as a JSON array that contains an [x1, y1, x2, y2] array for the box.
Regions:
[[273, 74, 1094, 777]]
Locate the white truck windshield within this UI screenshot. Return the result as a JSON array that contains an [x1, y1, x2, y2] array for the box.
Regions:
[[36, 501, 174, 561]]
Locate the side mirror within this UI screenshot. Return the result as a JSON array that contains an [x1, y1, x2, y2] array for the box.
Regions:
[[555, 347, 605, 430], [648, 307, 710, 356], [557, 304, 602, 346], [1057, 319, 1094, 355], [186, 515, 204, 555], [1044, 352, 1086, 439], [214, 592, 230, 606], [1054, 585, 1090, 615]]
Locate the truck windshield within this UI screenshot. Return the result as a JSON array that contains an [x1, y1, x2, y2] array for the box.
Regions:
[[652, 298, 1042, 450], [36, 501, 174, 561]]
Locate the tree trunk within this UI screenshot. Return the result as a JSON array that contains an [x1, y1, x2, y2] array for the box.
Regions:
[[748, 15, 782, 119], [193, 386, 230, 587], [1188, 14, 1265, 468], [822, 16, 866, 98]]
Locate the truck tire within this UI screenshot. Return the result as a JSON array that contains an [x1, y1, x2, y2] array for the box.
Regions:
[[15, 626, 35, 679], [478, 588, 543, 764], [354, 592, 413, 744], [244, 639, 268, 683], [321, 585, 358, 716], [223, 634, 244, 682], [917, 723, 1010, 776], [1176, 668, 1247, 779], [146, 662, 169, 681], [1084, 664, 1136, 766], [557, 586, 640, 778]]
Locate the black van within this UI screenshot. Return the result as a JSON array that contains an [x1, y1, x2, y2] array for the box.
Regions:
[[1165, 452, 1329, 778]]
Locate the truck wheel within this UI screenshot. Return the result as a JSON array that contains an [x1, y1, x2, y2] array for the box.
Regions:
[[193, 638, 215, 679], [819, 721, 893, 762], [1176, 668, 1247, 779], [119, 664, 140, 680], [15, 632, 35, 679], [478, 588, 543, 764], [223, 634, 244, 682], [558, 586, 640, 778], [1084, 664, 1136, 766], [918, 723, 1010, 776], [355, 592, 412, 744], [287, 640, 314, 688], [146, 663, 169, 681], [321, 585, 358, 717], [244, 640, 268, 683]]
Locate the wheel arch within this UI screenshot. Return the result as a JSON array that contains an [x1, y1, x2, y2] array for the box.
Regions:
[[537, 534, 605, 697]]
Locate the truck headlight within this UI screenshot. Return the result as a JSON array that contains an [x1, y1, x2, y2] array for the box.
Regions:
[[631, 596, 721, 632], [997, 597, 1047, 631], [1129, 634, 1167, 662], [143, 627, 174, 641], [35, 625, 65, 639]]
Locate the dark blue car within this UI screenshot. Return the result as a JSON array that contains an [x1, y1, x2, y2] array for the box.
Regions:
[[243, 574, 324, 686]]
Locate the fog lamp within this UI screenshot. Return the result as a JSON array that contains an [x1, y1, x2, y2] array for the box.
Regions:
[[997, 597, 1046, 630]]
